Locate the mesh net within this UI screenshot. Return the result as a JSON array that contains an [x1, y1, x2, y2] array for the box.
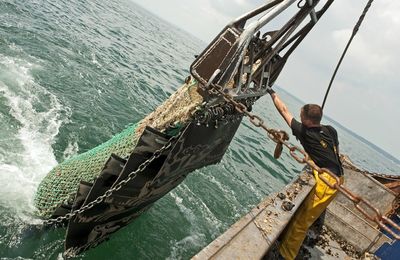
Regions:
[[34, 80, 204, 218], [34, 123, 140, 217]]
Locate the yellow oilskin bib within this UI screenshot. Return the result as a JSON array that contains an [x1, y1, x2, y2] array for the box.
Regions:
[[279, 170, 344, 260]]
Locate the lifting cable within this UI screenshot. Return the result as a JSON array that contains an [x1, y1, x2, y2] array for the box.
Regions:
[[321, 0, 374, 110]]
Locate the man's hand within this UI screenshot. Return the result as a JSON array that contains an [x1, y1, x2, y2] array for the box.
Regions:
[[266, 86, 275, 95]]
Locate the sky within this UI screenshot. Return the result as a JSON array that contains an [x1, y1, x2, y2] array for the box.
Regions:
[[131, 0, 399, 160]]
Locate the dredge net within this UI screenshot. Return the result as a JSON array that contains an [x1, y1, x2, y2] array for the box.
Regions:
[[34, 80, 204, 218], [34, 123, 140, 217]]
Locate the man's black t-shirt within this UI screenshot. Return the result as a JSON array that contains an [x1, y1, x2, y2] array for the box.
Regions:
[[291, 118, 343, 176]]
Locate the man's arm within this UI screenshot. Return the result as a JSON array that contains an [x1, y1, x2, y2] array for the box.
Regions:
[[268, 89, 293, 127]]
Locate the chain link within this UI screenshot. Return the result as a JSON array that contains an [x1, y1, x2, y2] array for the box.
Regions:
[[342, 160, 400, 180], [207, 81, 400, 240], [43, 131, 182, 225], [387, 194, 400, 218]]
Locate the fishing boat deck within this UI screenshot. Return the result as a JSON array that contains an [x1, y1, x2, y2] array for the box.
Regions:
[[192, 159, 397, 259]]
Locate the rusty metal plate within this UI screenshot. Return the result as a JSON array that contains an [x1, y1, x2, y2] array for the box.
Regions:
[[191, 27, 240, 85]]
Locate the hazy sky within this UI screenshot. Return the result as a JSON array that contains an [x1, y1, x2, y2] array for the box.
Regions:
[[131, 0, 399, 160]]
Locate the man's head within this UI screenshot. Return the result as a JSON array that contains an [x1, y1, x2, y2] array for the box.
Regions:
[[300, 104, 323, 127]]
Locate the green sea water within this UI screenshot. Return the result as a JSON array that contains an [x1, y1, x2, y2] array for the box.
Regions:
[[0, 0, 399, 259]]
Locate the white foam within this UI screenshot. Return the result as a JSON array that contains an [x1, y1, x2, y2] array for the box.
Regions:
[[91, 52, 100, 67], [0, 55, 70, 222], [166, 184, 224, 259], [178, 184, 223, 233], [62, 140, 79, 161], [166, 234, 206, 260]]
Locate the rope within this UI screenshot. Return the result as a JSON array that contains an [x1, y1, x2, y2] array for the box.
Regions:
[[321, 0, 374, 110]]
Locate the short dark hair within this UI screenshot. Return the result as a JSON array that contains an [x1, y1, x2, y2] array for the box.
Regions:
[[302, 104, 322, 124]]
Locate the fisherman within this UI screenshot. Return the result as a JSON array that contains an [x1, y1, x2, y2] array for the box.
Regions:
[[266, 87, 344, 260]]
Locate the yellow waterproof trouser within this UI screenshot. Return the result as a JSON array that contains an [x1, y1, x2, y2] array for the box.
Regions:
[[279, 170, 344, 260]]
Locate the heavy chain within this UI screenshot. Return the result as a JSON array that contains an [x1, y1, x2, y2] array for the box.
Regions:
[[342, 161, 400, 180], [207, 82, 400, 240], [367, 171, 400, 180], [387, 195, 400, 219], [43, 131, 182, 226]]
